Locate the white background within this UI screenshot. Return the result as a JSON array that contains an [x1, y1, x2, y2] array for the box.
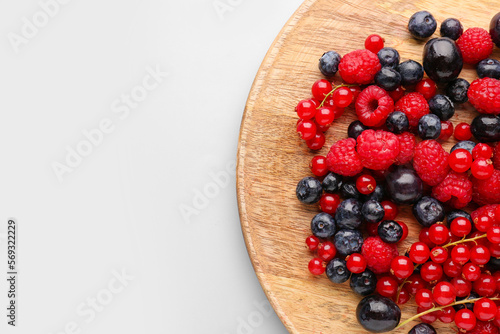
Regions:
[[0, 0, 304, 333]]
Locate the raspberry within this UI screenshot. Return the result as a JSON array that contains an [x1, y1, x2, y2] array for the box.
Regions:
[[356, 130, 400, 170], [338, 49, 381, 85], [394, 92, 430, 127], [493, 143, 500, 169], [468, 78, 500, 115], [394, 132, 416, 165], [413, 140, 450, 186], [361, 236, 399, 274], [326, 138, 363, 177], [472, 169, 500, 205], [355, 86, 394, 126], [432, 171, 472, 209], [465, 320, 499, 334], [472, 205, 499, 226], [456, 28, 494, 64]]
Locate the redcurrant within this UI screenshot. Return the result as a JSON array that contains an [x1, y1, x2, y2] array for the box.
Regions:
[[454, 309, 476, 331], [390, 256, 414, 279], [308, 258, 325, 275], [454, 122, 472, 141], [318, 242, 337, 262], [432, 281, 456, 306], [319, 193, 341, 214], [310, 156, 328, 176], [346, 253, 366, 274], [415, 78, 437, 100], [356, 174, 376, 195], [473, 298, 497, 321], [332, 87, 353, 108], [471, 158, 494, 179], [297, 119, 317, 140], [428, 223, 449, 245], [306, 235, 320, 251], [296, 99, 317, 120], [376, 275, 398, 298], [472, 143, 493, 160], [449, 148, 472, 173], [409, 242, 430, 264], [438, 120, 453, 141], [450, 217, 472, 237], [311, 79, 332, 101], [364, 34, 384, 53], [381, 201, 398, 220], [306, 132, 325, 150]]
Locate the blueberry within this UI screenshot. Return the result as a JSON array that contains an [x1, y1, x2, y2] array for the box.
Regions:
[[322, 172, 343, 193], [311, 212, 336, 239], [363, 183, 386, 202], [451, 140, 476, 154], [490, 12, 500, 48], [326, 258, 351, 284], [386, 166, 423, 205], [423, 37, 463, 83], [397, 60, 424, 87], [348, 120, 369, 140], [350, 268, 377, 296], [471, 114, 500, 142], [375, 67, 402, 91], [418, 114, 441, 140], [362, 200, 385, 224], [296, 177, 323, 204], [428, 94, 454, 121], [454, 292, 479, 312], [334, 229, 363, 256], [477, 58, 500, 79], [341, 179, 362, 200], [335, 198, 362, 229], [356, 295, 401, 333], [409, 323, 437, 334], [445, 78, 469, 104], [386, 111, 409, 134], [378, 220, 403, 243], [408, 11, 437, 39], [378, 47, 400, 68], [412, 196, 445, 227], [440, 18, 463, 40], [319, 51, 341, 77], [488, 256, 500, 272], [446, 209, 472, 225]]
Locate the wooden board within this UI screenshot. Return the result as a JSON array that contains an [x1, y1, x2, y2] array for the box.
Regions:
[[237, 1, 500, 333]]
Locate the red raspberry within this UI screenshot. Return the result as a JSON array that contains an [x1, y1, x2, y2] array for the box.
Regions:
[[472, 205, 499, 226], [394, 132, 416, 165], [361, 236, 399, 274], [493, 143, 500, 169], [413, 140, 450, 186], [472, 169, 500, 205], [326, 138, 363, 177], [468, 78, 500, 115], [356, 130, 400, 170], [394, 92, 430, 127], [464, 320, 499, 334], [355, 86, 394, 127], [456, 28, 494, 64], [432, 171, 472, 209], [338, 49, 381, 85]]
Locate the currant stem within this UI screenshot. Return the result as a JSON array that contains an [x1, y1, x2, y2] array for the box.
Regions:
[[395, 297, 500, 330], [442, 233, 488, 249], [317, 84, 355, 109]]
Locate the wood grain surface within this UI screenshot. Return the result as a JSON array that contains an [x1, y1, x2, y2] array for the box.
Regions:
[[237, 0, 500, 333]]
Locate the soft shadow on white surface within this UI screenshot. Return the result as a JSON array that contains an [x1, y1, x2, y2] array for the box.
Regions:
[[0, 0, 303, 333]]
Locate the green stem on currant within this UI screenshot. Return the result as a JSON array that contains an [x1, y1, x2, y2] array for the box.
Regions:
[[317, 84, 355, 109], [442, 233, 488, 249], [395, 297, 500, 330]]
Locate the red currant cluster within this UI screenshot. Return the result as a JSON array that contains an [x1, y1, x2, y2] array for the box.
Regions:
[[449, 143, 495, 179]]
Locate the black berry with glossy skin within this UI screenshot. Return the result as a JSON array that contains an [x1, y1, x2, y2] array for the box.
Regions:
[[409, 323, 437, 334], [356, 295, 401, 333], [335, 198, 363, 230], [386, 166, 423, 205], [477, 58, 500, 79], [397, 60, 424, 86], [322, 172, 343, 193], [418, 114, 441, 140], [363, 184, 386, 202], [451, 140, 476, 154], [490, 12, 500, 47], [319, 51, 341, 77], [413, 196, 445, 227], [454, 292, 479, 311], [362, 200, 385, 224], [311, 212, 336, 238], [408, 11, 437, 39], [334, 229, 364, 256], [350, 268, 377, 296], [471, 114, 500, 142], [428, 94, 454, 121], [378, 47, 400, 68], [445, 78, 469, 103], [296, 177, 323, 204], [423, 37, 463, 83], [378, 220, 403, 243], [440, 18, 463, 40], [348, 120, 368, 140], [326, 258, 351, 284], [386, 111, 409, 134], [375, 67, 401, 91], [341, 179, 362, 200], [446, 209, 472, 225]]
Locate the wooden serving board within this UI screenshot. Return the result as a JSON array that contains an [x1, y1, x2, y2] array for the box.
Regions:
[[237, 1, 500, 333]]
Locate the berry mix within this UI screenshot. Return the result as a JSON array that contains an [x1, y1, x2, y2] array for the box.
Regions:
[[295, 11, 500, 334]]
